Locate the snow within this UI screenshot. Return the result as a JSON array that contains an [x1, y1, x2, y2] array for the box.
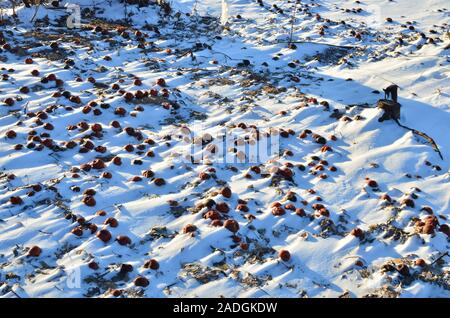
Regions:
[[0, 0, 448, 298]]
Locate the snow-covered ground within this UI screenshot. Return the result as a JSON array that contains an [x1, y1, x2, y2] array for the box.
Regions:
[[0, 0, 448, 298]]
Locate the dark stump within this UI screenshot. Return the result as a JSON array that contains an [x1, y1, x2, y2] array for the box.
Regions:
[[378, 99, 401, 122]]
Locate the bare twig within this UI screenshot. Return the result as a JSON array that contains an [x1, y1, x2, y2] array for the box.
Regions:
[[9, 0, 17, 17], [211, 49, 240, 61], [287, 0, 299, 46], [394, 119, 444, 160], [277, 40, 358, 50], [431, 252, 449, 266], [30, 2, 41, 23], [9, 288, 22, 298]]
